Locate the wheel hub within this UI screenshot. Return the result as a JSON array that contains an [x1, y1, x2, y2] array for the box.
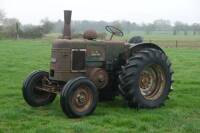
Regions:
[[140, 72, 152, 90], [139, 64, 166, 100], [76, 92, 87, 106], [72, 85, 93, 112]]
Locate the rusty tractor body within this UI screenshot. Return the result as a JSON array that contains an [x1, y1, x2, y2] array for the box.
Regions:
[[22, 10, 173, 118]]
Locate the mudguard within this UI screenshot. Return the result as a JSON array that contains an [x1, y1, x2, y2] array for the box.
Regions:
[[129, 42, 165, 55]]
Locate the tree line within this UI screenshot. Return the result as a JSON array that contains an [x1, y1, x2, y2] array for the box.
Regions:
[[0, 9, 200, 39], [69, 20, 200, 35], [0, 9, 55, 39]]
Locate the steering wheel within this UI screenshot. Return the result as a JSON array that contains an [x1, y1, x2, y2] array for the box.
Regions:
[[105, 25, 124, 40]]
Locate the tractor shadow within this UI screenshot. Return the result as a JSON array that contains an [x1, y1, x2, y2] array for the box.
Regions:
[[20, 96, 145, 119], [98, 97, 127, 108]]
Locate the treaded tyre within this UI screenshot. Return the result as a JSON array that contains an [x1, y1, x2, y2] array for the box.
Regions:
[[22, 71, 56, 107], [118, 48, 173, 108], [60, 77, 98, 118]]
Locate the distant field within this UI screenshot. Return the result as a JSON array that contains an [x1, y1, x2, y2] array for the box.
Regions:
[[117, 32, 200, 47], [123, 31, 200, 41], [0, 39, 200, 133]]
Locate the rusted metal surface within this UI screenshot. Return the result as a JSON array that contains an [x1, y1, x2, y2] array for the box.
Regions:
[[87, 68, 109, 89], [71, 85, 93, 113], [139, 64, 166, 100], [32, 75, 53, 99], [35, 76, 61, 94], [50, 48, 71, 71], [63, 10, 72, 39], [49, 39, 126, 81], [83, 30, 97, 40]]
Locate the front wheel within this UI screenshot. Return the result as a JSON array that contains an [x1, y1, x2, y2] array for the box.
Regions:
[[22, 71, 56, 107], [118, 48, 173, 108], [60, 77, 98, 118]]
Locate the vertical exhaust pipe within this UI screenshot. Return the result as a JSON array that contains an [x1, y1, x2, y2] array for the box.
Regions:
[[63, 10, 72, 39]]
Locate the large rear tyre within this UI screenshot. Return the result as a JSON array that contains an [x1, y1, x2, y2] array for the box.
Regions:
[[118, 48, 173, 108], [22, 71, 56, 107], [60, 77, 98, 118]]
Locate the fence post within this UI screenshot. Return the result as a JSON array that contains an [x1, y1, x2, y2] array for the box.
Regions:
[[16, 22, 19, 40], [175, 40, 178, 48]]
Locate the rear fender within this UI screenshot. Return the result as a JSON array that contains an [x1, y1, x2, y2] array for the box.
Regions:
[[129, 43, 165, 56]]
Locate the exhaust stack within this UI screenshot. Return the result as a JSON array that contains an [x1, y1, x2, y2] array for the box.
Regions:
[[63, 10, 72, 39]]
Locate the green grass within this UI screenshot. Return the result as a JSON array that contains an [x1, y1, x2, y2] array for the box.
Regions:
[[0, 39, 200, 133]]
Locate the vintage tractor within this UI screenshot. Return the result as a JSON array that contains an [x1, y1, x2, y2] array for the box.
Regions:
[[22, 10, 173, 118]]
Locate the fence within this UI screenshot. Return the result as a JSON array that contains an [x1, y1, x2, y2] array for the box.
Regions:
[[146, 40, 200, 48]]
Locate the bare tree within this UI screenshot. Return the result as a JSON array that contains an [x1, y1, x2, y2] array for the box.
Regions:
[[191, 23, 200, 35], [173, 21, 185, 35], [112, 21, 123, 30], [3, 18, 19, 26], [183, 24, 189, 35], [121, 21, 132, 33], [153, 19, 172, 31], [2, 18, 20, 38], [0, 9, 5, 24], [41, 18, 54, 34], [143, 23, 155, 35]]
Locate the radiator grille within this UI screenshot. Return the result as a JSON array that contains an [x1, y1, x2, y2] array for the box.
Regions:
[[72, 49, 86, 71]]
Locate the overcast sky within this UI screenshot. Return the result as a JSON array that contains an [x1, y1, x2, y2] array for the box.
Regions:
[[0, 0, 199, 24]]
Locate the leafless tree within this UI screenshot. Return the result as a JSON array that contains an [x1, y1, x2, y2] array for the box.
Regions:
[[0, 9, 5, 23]]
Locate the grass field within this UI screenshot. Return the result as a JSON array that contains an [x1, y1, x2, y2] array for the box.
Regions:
[[0, 39, 200, 133]]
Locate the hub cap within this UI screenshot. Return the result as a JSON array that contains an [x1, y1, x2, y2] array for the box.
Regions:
[[71, 85, 93, 113], [139, 64, 166, 100]]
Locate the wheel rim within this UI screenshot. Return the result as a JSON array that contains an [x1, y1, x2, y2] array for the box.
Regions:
[[139, 64, 166, 100], [71, 85, 93, 113]]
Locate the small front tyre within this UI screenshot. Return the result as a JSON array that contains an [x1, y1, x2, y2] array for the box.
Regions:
[[22, 71, 56, 107], [60, 77, 98, 118]]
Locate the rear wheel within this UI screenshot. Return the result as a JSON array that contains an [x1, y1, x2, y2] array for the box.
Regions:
[[60, 77, 98, 118], [22, 71, 56, 107], [118, 48, 173, 108]]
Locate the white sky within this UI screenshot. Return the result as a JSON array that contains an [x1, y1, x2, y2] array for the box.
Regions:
[[0, 0, 199, 24]]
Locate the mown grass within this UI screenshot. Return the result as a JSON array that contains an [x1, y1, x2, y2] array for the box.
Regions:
[[0, 39, 200, 133]]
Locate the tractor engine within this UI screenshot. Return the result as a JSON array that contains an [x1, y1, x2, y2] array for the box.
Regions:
[[49, 39, 126, 89]]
